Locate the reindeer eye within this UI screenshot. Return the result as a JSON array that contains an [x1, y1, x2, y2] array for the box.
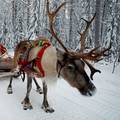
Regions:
[[67, 64, 75, 71]]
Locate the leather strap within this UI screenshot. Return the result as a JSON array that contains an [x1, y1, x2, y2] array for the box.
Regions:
[[35, 43, 51, 77]]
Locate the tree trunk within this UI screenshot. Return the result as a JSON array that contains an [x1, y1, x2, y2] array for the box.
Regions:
[[95, 0, 101, 47], [27, 0, 30, 33], [69, 0, 74, 49]]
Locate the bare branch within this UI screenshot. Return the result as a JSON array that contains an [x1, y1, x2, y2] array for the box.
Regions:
[[54, 2, 66, 15]]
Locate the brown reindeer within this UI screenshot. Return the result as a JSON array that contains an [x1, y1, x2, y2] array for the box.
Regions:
[[9, 0, 111, 113]]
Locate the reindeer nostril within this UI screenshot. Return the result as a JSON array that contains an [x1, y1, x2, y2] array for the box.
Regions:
[[88, 82, 96, 90], [78, 83, 96, 96]]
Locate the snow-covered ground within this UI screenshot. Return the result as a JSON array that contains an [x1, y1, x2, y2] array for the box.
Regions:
[[0, 61, 120, 120]]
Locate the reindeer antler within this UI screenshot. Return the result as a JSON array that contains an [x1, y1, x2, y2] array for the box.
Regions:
[[78, 13, 96, 52], [47, 0, 111, 61], [70, 42, 111, 61], [76, 12, 112, 61], [47, 0, 69, 53], [46, 0, 111, 80]]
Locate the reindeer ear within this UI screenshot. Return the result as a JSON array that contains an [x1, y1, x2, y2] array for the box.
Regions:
[[56, 48, 66, 61]]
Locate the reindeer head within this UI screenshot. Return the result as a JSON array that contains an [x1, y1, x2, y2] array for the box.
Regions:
[[57, 49, 96, 96], [47, 0, 111, 96]]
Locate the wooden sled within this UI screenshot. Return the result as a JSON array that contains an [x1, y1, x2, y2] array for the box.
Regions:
[[0, 44, 19, 78], [0, 57, 19, 78]]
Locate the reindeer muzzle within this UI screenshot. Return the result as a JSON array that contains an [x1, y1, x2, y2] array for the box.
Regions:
[[78, 83, 96, 96]]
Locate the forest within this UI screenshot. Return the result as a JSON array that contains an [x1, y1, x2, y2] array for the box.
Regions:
[[0, 0, 120, 65]]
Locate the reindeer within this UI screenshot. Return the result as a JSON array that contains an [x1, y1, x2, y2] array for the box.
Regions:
[[8, 0, 111, 113], [0, 44, 42, 94]]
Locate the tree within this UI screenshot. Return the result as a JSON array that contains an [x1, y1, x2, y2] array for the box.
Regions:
[[94, 0, 101, 47]]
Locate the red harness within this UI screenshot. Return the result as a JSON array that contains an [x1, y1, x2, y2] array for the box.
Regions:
[[35, 43, 51, 77], [18, 41, 51, 77]]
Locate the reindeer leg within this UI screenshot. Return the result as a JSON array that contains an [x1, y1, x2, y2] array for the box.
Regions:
[[21, 75, 33, 110], [33, 77, 43, 94], [41, 80, 54, 113], [7, 76, 13, 94]]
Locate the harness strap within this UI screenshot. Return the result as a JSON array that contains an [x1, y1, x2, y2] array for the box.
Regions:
[[18, 40, 51, 77], [35, 43, 51, 77]]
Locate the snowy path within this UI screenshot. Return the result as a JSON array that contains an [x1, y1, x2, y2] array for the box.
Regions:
[[0, 63, 120, 120]]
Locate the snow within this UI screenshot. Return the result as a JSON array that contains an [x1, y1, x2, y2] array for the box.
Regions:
[[0, 61, 120, 120]]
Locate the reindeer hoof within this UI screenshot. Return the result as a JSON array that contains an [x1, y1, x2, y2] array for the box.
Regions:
[[21, 100, 33, 110], [36, 88, 43, 94], [46, 107, 54, 113], [23, 104, 33, 110], [41, 105, 55, 113], [7, 87, 13, 94]]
